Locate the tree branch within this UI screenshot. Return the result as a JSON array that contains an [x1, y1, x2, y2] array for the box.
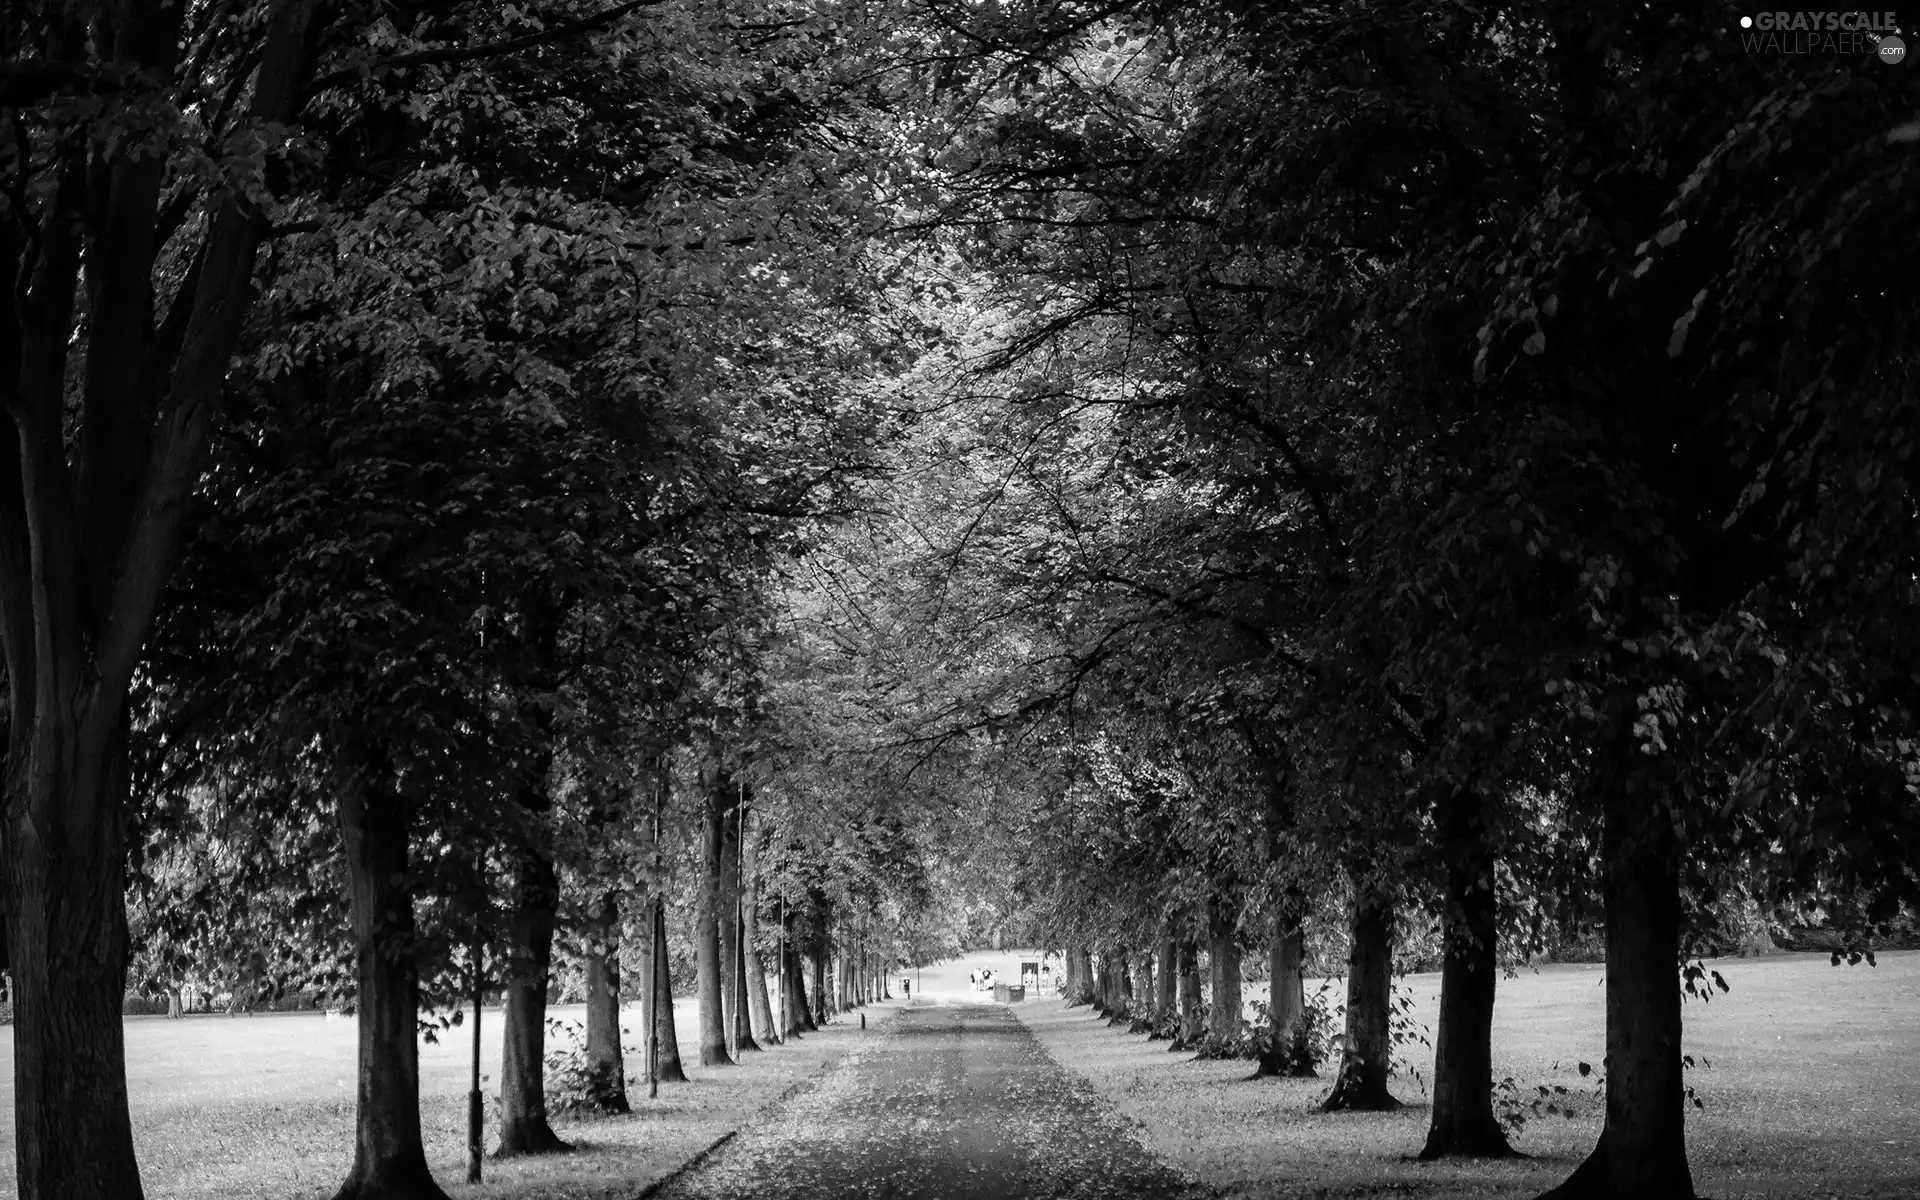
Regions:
[[303, 0, 670, 97]]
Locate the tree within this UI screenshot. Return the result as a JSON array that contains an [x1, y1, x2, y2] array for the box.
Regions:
[[0, 4, 319, 1193]]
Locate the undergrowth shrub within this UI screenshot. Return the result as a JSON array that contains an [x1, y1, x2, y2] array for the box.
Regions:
[[543, 1016, 636, 1115]]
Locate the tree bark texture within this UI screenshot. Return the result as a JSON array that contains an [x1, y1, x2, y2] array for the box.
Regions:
[[1, 711, 144, 1200], [1105, 953, 1132, 1026], [495, 845, 571, 1156], [696, 774, 733, 1068], [790, 938, 817, 1031], [741, 817, 775, 1042], [582, 892, 629, 1115], [1070, 945, 1094, 1005], [0, 6, 318, 1193], [1422, 788, 1514, 1158], [1538, 746, 1696, 1199], [1173, 940, 1204, 1049], [1258, 925, 1315, 1077], [733, 910, 762, 1052], [1154, 937, 1177, 1018], [1322, 875, 1399, 1112], [718, 798, 758, 1055], [1207, 897, 1242, 1039], [332, 769, 451, 1200], [648, 900, 687, 1083]]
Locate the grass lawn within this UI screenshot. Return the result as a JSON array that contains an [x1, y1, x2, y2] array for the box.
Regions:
[[1011, 949, 1920, 1199], [0, 996, 885, 1200]]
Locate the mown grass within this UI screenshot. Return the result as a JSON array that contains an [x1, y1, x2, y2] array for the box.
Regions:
[[1012, 949, 1920, 1199], [0, 997, 882, 1200]]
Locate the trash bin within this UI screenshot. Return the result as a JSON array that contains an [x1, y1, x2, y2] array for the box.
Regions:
[[1009, 985, 1025, 1002], [992, 983, 1009, 1003]]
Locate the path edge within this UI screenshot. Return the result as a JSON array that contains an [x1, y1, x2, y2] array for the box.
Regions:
[[1003, 998, 1226, 1200], [631, 1008, 904, 1199]]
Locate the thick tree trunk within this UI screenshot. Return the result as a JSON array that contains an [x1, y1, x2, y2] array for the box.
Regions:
[[1257, 759, 1313, 1076], [1128, 952, 1153, 1030], [1173, 940, 1204, 1050], [1070, 945, 1094, 1005], [1154, 937, 1177, 1018], [1537, 754, 1695, 1199], [648, 900, 687, 1083], [1258, 924, 1315, 1077], [809, 949, 828, 1023], [2, 711, 145, 1200], [718, 800, 759, 1055], [740, 821, 775, 1042], [1322, 875, 1399, 1112], [582, 892, 629, 1115], [332, 771, 451, 1200], [696, 778, 733, 1068], [732, 910, 762, 1053], [779, 907, 811, 1035], [0, 6, 315, 1189], [1423, 788, 1514, 1158], [791, 938, 817, 1031], [1208, 897, 1242, 1039], [1106, 953, 1133, 1026], [495, 846, 570, 1156]]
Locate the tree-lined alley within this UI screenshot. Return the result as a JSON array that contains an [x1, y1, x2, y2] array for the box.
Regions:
[[1, 3, 1915, 1200]]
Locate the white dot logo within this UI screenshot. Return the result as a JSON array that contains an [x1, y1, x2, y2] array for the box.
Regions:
[[1880, 34, 1907, 64], [1740, 15, 1753, 27]]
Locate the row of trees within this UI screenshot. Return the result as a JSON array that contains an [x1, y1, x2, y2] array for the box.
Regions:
[[2, 4, 1915, 1200], [770, 7, 1920, 1200], [0, 3, 965, 1199]]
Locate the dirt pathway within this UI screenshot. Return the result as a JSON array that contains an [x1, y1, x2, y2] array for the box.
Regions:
[[651, 1002, 1208, 1200]]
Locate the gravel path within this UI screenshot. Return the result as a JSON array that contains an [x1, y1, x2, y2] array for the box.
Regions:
[[651, 1002, 1209, 1200]]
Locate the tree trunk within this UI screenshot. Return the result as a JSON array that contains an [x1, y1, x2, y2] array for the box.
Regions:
[[582, 892, 629, 1115], [779, 908, 808, 1036], [1174, 940, 1204, 1050], [1257, 758, 1313, 1076], [495, 846, 571, 1156], [791, 937, 817, 1031], [1128, 952, 1152, 1029], [718, 798, 759, 1055], [332, 769, 451, 1200], [1322, 874, 1399, 1112], [1105, 953, 1130, 1025], [741, 819, 775, 1042], [732, 909, 762, 1053], [1154, 937, 1177, 1018], [1258, 924, 1314, 1077], [1069, 945, 1094, 1005], [0, 5, 315, 1189], [648, 899, 687, 1084], [696, 777, 733, 1068], [809, 950, 828, 1023], [1, 701, 144, 1200], [1423, 788, 1514, 1158], [1537, 751, 1696, 1199], [1208, 897, 1242, 1039]]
